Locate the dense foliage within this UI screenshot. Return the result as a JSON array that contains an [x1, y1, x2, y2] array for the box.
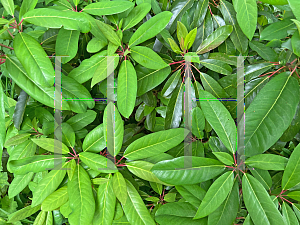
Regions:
[[1, 0, 300, 224]]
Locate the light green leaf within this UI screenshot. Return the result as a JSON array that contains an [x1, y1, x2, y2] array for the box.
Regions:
[[200, 59, 232, 75], [41, 186, 68, 211], [33, 210, 46, 225], [259, 0, 287, 4], [19, 0, 38, 19], [197, 25, 233, 54], [14, 32, 54, 88], [117, 60, 137, 118], [184, 28, 197, 49], [123, 3, 151, 31], [213, 152, 234, 166], [7, 205, 41, 223], [68, 164, 95, 225], [282, 201, 299, 225], [4, 133, 30, 147], [129, 11, 173, 47], [249, 41, 278, 62], [8, 173, 34, 199], [194, 171, 234, 219], [82, 124, 105, 153], [191, 107, 205, 139], [45, 211, 53, 225], [124, 128, 186, 160], [245, 154, 288, 170], [87, 37, 107, 53], [260, 19, 295, 41], [122, 180, 156, 225], [79, 152, 117, 173], [23, 8, 91, 33], [112, 172, 127, 205], [66, 110, 96, 131], [199, 91, 236, 153], [151, 156, 225, 185], [243, 72, 300, 156], [242, 174, 285, 225], [31, 138, 69, 155], [1, 0, 14, 16], [95, 20, 121, 46], [83, 1, 133, 16]]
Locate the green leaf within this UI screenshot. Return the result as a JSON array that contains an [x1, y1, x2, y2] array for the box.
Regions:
[[31, 138, 69, 155], [68, 164, 95, 225], [292, 19, 300, 36], [14, 32, 54, 88], [207, 179, 239, 225], [168, 38, 182, 53], [244, 63, 274, 82], [66, 110, 96, 131], [242, 174, 285, 225], [233, 0, 257, 40], [23, 8, 91, 33], [4, 133, 31, 147], [129, 11, 173, 47], [7, 205, 41, 223], [117, 60, 137, 118], [19, 0, 38, 19], [200, 72, 229, 99], [55, 28, 80, 64], [31, 166, 67, 207], [112, 172, 127, 205], [282, 143, 300, 190], [175, 184, 205, 207], [82, 124, 105, 153], [46, 211, 53, 225], [87, 37, 107, 53], [151, 156, 225, 185], [191, 0, 208, 28], [191, 107, 205, 139], [245, 154, 288, 170], [287, 191, 300, 201], [83, 1, 133, 16], [126, 161, 169, 185], [79, 152, 117, 173], [9, 155, 66, 174], [289, 0, 300, 20], [1, 0, 14, 16], [243, 72, 300, 156], [199, 91, 236, 153], [184, 28, 197, 50], [155, 202, 206, 224], [137, 65, 171, 97], [177, 21, 188, 44], [41, 186, 68, 211], [124, 128, 186, 160], [103, 102, 124, 156], [93, 174, 116, 225], [131, 46, 169, 70], [282, 201, 299, 225], [259, 0, 287, 4], [194, 171, 234, 219], [8, 173, 34, 199], [260, 19, 295, 41], [249, 41, 278, 62], [123, 3, 151, 31], [122, 180, 156, 225], [13, 90, 28, 130], [291, 31, 300, 57], [0, 82, 5, 169], [5, 56, 70, 110], [95, 20, 121, 46], [197, 25, 233, 54], [200, 59, 232, 75], [61, 123, 75, 148], [213, 152, 234, 166]]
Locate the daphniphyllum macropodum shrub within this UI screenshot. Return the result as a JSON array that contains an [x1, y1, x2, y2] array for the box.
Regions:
[[0, 0, 300, 224]]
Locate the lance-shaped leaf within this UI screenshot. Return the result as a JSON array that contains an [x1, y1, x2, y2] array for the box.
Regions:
[[8, 172, 34, 199], [282, 202, 299, 225], [0, 81, 4, 169], [19, 0, 38, 19], [61, 123, 75, 148], [95, 20, 121, 46], [165, 82, 184, 129], [243, 72, 300, 157], [14, 32, 54, 88], [259, 0, 287, 4], [129, 11, 173, 47], [41, 186, 68, 211], [155, 202, 206, 224], [233, 0, 257, 40], [192, 107, 205, 139], [82, 124, 105, 153], [282, 143, 300, 190], [123, 3, 151, 31], [93, 174, 116, 225], [83, 1, 133, 16], [207, 179, 239, 225], [249, 41, 278, 62], [33, 211, 46, 225], [1, 0, 14, 16], [4, 133, 31, 147], [245, 154, 288, 171], [199, 90, 236, 153], [194, 171, 234, 219], [175, 185, 206, 207], [288, 0, 300, 21], [55, 28, 80, 64], [131, 46, 169, 70], [260, 19, 295, 41], [45, 211, 53, 225], [13, 90, 28, 130], [103, 102, 124, 156], [112, 172, 127, 205], [23, 8, 91, 33], [31, 138, 69, 155], [31, 165, 67, 207], [196, 25, 233, 54], [242, 174, 285, 225], [124, 128, 186, 160], [66, 110, 96, 131], [79, 152, 117, 173], [191, 0, 209, 28], [200, 59, 232, 75], [151, 156, 225, 185], [117, 60, 137, 118], [9, 155, 66, 174], [68, 164, 95, 225], [5, 56, 70, 110], [122, 180, 156, 225], [7, 205, 41, 223]]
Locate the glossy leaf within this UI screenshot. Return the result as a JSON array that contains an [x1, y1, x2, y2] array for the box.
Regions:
[[41, 186, 68, 211], [260, 19, 295, 41], [82, 124, 105, 153], [66, 110, 97, 131], [112, 172, 127, 205], [1, 0, 14, 16], [83, 1, 133, 16], [245, 154, 288, 170], [123, 3, 151, 31], [31, 138, 69, 155], [79, 152, 117, 173]]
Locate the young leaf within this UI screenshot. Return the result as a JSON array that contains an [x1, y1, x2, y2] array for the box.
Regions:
[[117, 60, 137, 118], [184, 28, 197, 50], [194, 171, 234, 219]]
